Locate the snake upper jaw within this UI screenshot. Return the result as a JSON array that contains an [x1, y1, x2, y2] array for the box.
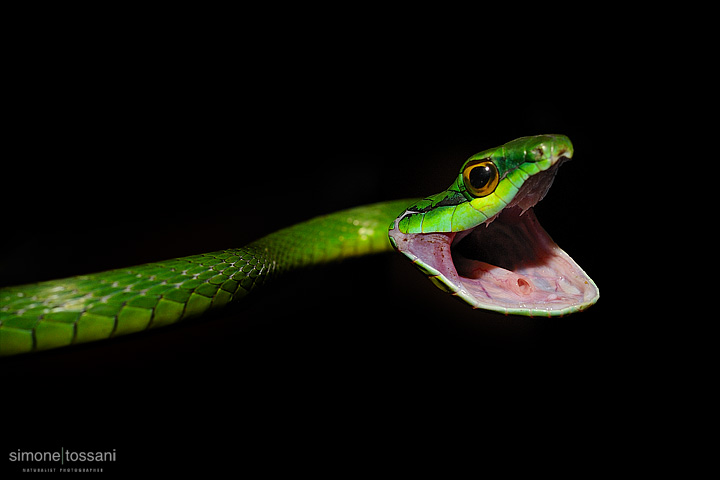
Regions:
[[389, 163, 599, 317]]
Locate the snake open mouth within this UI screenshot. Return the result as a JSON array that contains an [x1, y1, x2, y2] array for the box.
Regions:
[[389, 164, 599, 316]]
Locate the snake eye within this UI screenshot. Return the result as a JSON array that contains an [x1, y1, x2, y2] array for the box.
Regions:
[[462, 159, 499, 197]]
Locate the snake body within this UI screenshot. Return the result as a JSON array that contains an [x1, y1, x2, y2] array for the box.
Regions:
[[0, 135, 599, 357]]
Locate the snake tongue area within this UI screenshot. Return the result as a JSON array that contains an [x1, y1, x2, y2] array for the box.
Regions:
[[389, 168, 599, 317]]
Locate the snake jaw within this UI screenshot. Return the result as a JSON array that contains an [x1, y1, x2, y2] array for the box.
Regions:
[[389, 164, 599, 317]]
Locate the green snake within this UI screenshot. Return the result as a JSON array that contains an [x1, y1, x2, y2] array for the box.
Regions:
[[0, 135, 599, 357]]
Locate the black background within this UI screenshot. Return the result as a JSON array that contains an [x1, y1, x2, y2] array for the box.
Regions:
[[0, 14, 671, 477]]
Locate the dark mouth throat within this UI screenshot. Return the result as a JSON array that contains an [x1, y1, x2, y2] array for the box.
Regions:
[[449, 205, 566, 296], [451, 206, 537, 273]]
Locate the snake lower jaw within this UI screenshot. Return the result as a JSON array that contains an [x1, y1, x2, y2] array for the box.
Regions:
[[389, 206, 599, 317]]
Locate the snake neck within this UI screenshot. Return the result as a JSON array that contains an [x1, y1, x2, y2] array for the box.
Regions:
[[0, 200, 412, 356]]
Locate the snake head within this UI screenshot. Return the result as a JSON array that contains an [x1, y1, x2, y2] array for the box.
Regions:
[[388, 134, 599, 317]]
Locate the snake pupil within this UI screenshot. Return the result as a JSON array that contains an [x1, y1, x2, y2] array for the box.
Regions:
[[469, 165, 492, 189]]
